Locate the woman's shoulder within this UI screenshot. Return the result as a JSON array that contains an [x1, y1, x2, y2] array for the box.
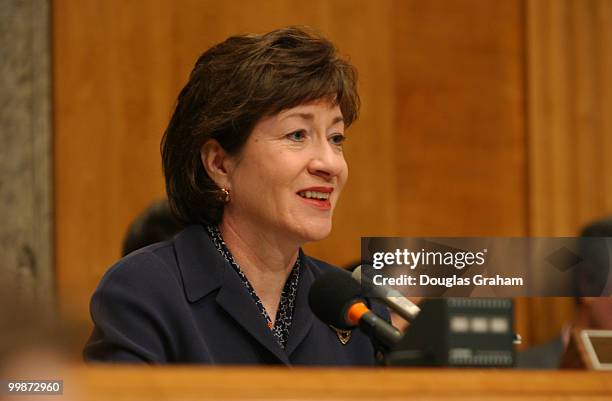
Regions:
[[94, 224, 218, 302], [86, 240, 187, 363], [97, 240, 179, 291]]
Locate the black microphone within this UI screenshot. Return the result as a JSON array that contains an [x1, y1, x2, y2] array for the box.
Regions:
[[308, 269, 401, 350]]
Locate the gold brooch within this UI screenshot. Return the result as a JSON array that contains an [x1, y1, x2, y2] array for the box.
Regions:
[[331, 325, 352, 345]]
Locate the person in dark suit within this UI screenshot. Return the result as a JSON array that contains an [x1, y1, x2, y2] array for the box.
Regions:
[[84, 27, 388, 365], [517, 217, 612, 369]]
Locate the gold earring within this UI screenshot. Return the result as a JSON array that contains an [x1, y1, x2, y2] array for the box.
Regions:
[[219, 187, 231, 203]]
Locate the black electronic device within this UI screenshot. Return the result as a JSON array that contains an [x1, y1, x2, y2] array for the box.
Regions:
[[388, 298, 515, 367]]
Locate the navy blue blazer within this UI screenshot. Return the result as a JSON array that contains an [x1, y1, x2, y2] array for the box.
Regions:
[[84, 225, 388, 365]]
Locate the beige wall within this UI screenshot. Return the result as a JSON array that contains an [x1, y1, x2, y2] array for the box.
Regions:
[[53, 0, 612, 346], [1, 0, 53, 302]]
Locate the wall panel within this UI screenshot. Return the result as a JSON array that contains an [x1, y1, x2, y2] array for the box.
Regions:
[[393, 0, 527, 237], [525, 0, 612, 344]]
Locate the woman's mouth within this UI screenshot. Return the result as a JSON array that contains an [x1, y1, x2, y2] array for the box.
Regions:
[[297, 190, 332, 210]]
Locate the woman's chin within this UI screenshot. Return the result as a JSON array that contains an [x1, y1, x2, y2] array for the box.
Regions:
[[297, 223, 332, 243]]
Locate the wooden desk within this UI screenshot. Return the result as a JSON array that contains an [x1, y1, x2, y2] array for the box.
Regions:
[[67, 366, 612, 401]]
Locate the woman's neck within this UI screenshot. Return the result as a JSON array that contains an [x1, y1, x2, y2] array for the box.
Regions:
[[219, 216, 299, 321]]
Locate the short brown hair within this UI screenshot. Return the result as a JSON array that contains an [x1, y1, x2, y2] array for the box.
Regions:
[[161, 26, 360, 226]]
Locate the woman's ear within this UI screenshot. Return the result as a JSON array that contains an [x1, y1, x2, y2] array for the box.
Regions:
[[200, 139, 233, 188]]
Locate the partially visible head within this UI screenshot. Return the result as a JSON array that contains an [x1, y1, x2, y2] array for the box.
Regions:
[[575, 217, 612, 329], [122, 199, 182, 256], [162, 26, 359, 242]]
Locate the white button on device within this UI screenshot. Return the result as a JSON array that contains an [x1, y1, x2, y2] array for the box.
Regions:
[[470, 317, 488, 333], [490, 317, 509, 333], [450, 316, 469, 332]]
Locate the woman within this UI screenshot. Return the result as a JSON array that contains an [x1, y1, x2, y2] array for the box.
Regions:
[[84, 26, 388, 365]]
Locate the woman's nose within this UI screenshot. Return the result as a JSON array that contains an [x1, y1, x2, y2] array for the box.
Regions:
[[307, 141, 346, 179]]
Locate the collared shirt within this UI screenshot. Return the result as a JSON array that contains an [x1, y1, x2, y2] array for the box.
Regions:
[[206, 225, 300, 349]]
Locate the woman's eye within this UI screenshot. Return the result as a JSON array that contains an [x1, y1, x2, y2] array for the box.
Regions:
[[330, 134, 346, 147], [286, 130, 306, 142]]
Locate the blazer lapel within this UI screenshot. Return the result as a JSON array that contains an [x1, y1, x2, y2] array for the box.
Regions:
[[215, 267, 291, 365], [285, 252, 315, 356]]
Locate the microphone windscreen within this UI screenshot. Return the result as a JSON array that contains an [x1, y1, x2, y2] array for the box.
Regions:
[[308, 269, 364, 330]]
